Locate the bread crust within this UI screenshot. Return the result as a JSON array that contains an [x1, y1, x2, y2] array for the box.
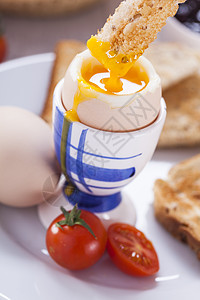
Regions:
[[158, 74, 200, 148], [144, 42, 200, 148], [154, 155, 200, 259], [98, 0, 185, 55], [144, 42, 200, 91], [41, 40, 86, 125]]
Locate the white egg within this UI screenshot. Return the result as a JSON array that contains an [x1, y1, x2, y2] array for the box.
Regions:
[[62, 49, 162, 131], [0, 106, 61, 207]]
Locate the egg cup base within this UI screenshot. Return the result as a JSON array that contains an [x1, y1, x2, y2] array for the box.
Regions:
[[38, 185, 136, 229]]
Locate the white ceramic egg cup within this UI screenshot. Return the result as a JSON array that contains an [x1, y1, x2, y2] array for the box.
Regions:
[[159, 17, 200, 50], [38, 78, 166, 229]]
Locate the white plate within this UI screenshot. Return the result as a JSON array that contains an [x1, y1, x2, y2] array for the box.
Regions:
[[0, 54, 200, 300]]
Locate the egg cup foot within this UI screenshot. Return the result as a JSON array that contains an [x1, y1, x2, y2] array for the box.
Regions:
[[63, 181, 136, 228], [38, 181, 136, 229]]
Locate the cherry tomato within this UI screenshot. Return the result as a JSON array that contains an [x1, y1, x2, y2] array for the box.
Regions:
[[0, 36, 6, 63], [107, 223, 159, 276], [46, 206, 107, 270]]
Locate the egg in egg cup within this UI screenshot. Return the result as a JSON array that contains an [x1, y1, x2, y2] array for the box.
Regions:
[[38, 50, 166, 229]]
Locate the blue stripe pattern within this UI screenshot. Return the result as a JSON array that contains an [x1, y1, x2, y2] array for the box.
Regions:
[[76, 129, 92, 192], [53, 104, 140, 194], [53, 106, 64, 164], [68, 175, 127, 189], [67, 142, 142, 161], [63, 182, 122, 212], [53, 94, 142, 213], [65, 123, 72, 180], [68, 156, 135, 182]]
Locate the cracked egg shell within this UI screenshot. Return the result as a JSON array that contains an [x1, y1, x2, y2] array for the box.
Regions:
[[62, 49, 162, 132]]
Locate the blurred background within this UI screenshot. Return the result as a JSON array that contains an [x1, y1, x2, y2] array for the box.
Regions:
[[0, 0, 122, 60], [0, 0, 199, 61]]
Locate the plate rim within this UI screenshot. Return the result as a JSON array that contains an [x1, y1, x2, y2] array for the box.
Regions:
[[0, 52, 55, 72]]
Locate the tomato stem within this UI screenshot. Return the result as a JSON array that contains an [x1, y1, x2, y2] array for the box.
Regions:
[[56, 204, 97, 239]]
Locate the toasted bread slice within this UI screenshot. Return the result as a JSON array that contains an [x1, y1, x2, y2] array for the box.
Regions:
[[154, 154, 200, 259], [41, 40, 86, 125], [97, 0, 185, 55], [158, 74, 200, 147], [144, 42, 200, 91]]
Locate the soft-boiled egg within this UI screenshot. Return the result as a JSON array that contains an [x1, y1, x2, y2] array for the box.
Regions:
[[0, 106, 60, 207], [87, 35, 143, 92], [62, 49, 161, 132]]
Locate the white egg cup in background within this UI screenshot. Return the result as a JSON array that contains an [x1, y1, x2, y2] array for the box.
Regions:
[[159, 17, 200, 50], [38, 52, 166, 229]]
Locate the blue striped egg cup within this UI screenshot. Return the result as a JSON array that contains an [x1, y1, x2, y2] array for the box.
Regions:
[[53, 79, 166, 213]]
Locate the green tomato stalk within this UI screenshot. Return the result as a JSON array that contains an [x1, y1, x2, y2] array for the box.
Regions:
[[56, 204, 97, 239]]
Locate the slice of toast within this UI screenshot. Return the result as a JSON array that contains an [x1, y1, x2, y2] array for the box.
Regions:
[[158, 73, 200, 147], [144, 42, 200, 91], [154, 154, 200, 259], [97, 0, 185, 55], [41, 40, 86, 125]]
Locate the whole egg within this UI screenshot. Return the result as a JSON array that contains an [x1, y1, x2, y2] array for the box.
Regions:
[[0, 106, 61, 207]]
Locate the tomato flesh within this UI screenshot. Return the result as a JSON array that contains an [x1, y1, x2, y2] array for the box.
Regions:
[[107, 223, 159, 276], [0, 37, 6, 63], [46, 210, 107, 270]]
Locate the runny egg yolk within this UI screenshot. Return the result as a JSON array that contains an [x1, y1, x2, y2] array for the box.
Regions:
[[65, 36, 148, 122], [87, 36, 144, 93]]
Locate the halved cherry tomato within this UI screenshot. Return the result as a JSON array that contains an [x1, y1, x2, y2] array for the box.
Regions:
[[107, 223, 159, 276], [46, 206, 107, 270]]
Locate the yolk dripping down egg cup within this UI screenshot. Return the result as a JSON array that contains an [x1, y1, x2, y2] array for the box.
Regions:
[[38, 50, 166, 229]]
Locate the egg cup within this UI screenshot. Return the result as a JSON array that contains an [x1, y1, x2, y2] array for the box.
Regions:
[[159, 17, 200, 50], [38, 75, 166, 228]]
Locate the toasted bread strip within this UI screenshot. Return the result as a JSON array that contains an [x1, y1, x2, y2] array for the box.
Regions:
[[144, 42, 200, 91], [154, 154, 200, 259], [41, 40, 86, 125], [97, 0, 185, 55]]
